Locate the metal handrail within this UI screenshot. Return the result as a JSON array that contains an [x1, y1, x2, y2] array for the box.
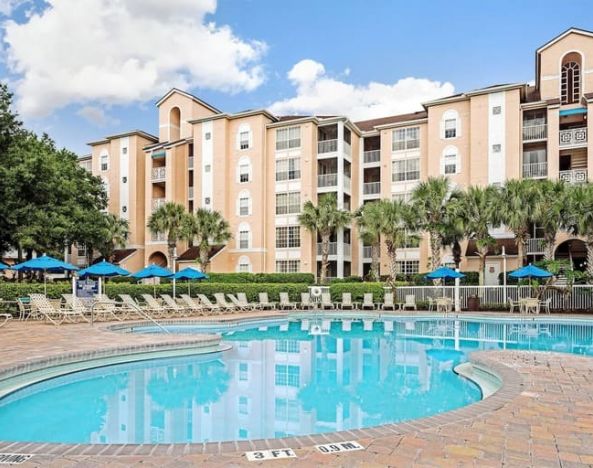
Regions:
[[90, 300, 170, 333]]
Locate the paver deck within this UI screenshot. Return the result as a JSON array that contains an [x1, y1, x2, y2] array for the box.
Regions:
[[0, 313, 592, 467]]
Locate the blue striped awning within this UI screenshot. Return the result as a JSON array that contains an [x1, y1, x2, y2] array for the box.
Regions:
[[559, 107, 587, 117]]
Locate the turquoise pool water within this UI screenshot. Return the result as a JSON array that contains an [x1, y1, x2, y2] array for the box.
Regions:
[[0, 317, 592, 444]]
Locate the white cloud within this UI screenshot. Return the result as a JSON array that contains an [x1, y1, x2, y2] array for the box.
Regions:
[[3, 0, 267, 117], [270, 59, 455, 121], [0, 0, 26, 16], [77, 105, 119, 127]]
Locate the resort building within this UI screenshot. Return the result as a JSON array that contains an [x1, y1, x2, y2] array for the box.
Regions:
[[85, 28, 593, 284]]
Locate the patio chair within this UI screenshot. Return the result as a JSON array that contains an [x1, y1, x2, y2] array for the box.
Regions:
[[198, 294, 224, 313], [180, 294, 205, 315], [238, 292, 260, 310], [141, 294, 176, 318], [340, 292, 355, 310], [160, 294, 190, 316], [540, 298, 552, 314], [227, 294, 253, 311], [258, 292, 276, 310], [508, 297, 520, 314], [361, 293, 375, 310], [29, 294, 87, 325], [17, 297, 34, 320], [118, 294, 161, 319], [94, 293, 128, 321], [213, 293, 237, 313], [300, 292, 314, 310], [320, 293, 335, 310], [427, 296, 434, 312], [401, 295, 417, 311], [381, 292, 397, 311], [279, 292, 297, 310], [0, 313, 11, 328]]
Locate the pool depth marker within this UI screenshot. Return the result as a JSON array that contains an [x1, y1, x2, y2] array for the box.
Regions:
[[315, 441, 365, 454], [245, 448, 297, 461]]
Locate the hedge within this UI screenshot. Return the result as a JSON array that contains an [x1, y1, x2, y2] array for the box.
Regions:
[[328, 282, 387, 302]]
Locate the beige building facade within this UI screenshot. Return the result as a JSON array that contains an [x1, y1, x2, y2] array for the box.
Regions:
[[84, 28, 593, 284]]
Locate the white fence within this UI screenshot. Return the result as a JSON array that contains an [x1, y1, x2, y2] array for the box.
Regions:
[[395, 285, 593, 310]]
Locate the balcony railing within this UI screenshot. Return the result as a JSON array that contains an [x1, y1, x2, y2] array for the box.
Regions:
[[526, 238, 545, 254], [344, 141, 351, 156], [522, 124, 547, 141], [343, 243, 351, 257], [318, 139, 338, 154], [188, 157, 194, 169], [559, 127, 587, 147], [152, 167, 166, 181], [559, 168, 588, 184], [344, 175, 351, 191], [318, 173, 338, 187], [152, 198, 166, 212], [317, 242, 337, 255], [151, 232, 166, 242], [188, 186, 194, 199], [363, 181, 381, 195], [522, 162, 548, 179], [363, 246, 373, 259], [363, 150, 381, 164]]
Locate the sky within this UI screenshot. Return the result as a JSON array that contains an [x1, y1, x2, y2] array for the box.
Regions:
[[1, 0, 593, 155]]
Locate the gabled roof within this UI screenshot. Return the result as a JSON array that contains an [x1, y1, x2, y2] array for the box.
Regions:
[[354, 111, 428, 132], [155, 88, 221, 113], [87, 129, 158, 146]]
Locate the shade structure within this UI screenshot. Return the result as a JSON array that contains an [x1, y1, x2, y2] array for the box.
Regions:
[[78, 260, 130, 278], [508, 264, 553, 279], [11, 254, 78, 295], [424, 267, 466, 280], [0, 262, 9, 271], [172, 267, 208, 296], [132, 264, 173, 297]]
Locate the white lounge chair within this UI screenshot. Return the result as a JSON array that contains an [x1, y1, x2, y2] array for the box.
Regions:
[[213, 293, 236, 312], [227, 294, 253, 311], [141, 294, 175, 318], [300, 292, 314, 310], [279, 292, 297, 310], [198, 294, 224, 313], [161, 294, 189, 316], [118, 294, 161, 319], [320, 293, 335, 310], [238, 292, 260, 310], [401, 295, 417, 311], [29, 294, 88, 325], [340, 293, 355, 310], [258, 292, 276, 310], [381, 292, 397, 311], [361, 293, 375, 310], [0, 313, 11, 327], [180, 294, 205, 315]]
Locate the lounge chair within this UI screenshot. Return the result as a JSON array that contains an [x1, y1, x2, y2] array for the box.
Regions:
[[401, 295, 417, 311], [161, 294, 190, 316], [361, 293, 375, 310], [279, 292, 297, 310], [238, 292, 260, 310], [17, 297, 34, 320], [213, 293, 236, 312], [300, 292, 314, 310], [180, 294, 205, 315], [118, 294, 161, 319], [227, 294, 253, 311], [29, 294, 88, 325], [381, 292, 397, 311], [94, 293, 129, 320], [198, 294, 224, 313], [141, 294, 176, 318], [340, 292, 355, 310], [258, 292, 276, 310], [0, 313, 11, 327], [320, 293, 335, 310]]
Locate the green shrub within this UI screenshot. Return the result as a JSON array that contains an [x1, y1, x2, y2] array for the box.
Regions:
[[329, 282, 387, 302], [204, 273, 315, 284], [329, 276, 364, 284]]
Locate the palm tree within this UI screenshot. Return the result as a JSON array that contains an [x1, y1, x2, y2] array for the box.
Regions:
[[533, 180, 572, 261], [98, 213, 129, 263], [299, 194, 351, 284], [440, 204, 466, 271], [411, 176, 460, 271], [354, 202, 383, 281], [147, 202, 188, 269], [456, 185, 501, 286], [183, 208, 231, 272], [567, 183, 593, 279], [499, 179, 539, 267]]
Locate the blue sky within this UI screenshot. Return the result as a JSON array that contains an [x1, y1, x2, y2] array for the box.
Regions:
[[1, 0, 592, 155]]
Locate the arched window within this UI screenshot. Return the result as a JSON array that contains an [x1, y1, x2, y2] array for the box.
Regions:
[[237, 222, 251, 250], [441, 145, 460, 175], [561, 52, 582, 104], [236, 157, 252, 183], [441, 110, 460, 139], [236, 123, 252, 150], [237, 190, 252, 216], [237, 255, 251, 272], [169, 106, 181, 141]]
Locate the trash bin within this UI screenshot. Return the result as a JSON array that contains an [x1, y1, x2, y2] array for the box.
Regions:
[[467, 295, 480, 311]]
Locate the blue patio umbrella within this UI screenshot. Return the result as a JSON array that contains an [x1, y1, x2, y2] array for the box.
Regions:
[[173, 267, 208, 296], [425, 266, 466, 299], [508, 264, 552, 279], [78, 260, 130, 296], [12, 254, 78, 294], [132, 264, 173, 296]]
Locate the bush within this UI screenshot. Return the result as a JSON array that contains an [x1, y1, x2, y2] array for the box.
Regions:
[[329, 282, 387, 302], [329, 276, 364, 284], [204, 273, 315, 284]]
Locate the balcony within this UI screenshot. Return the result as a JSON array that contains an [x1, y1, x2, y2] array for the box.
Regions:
[[526, 238, 545, 254], [559, 128, 587, 148], [151, 232, 166, 242], [344, 175, 351, 191], [344, 141, 351, 156], [188, 186, 194, 199], [362, 246, 372, 260], [188, 157, 194, 169], [363, 150, 381, 164], [522, 124, 547, 142], [363, 181, 381, 196], [152, 198, 166, 212], [316, 242, 351, 257], [318, 173, 338, 188], [522, 162, 548, 179], [559, 168, 588, 184], [152, 167, 166, 182], [318, 139, 338, 154]]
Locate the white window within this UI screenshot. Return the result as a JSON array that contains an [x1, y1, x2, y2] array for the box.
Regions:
[[396, 260, 419, 275], [237, 255, 251, 272], [239, 231, 250, 249], [276, 157, 301, 181], [238, 362, 248, 381], [276, 340, 300, 353], [205, 164, 211, 172], [492, 106, 502, 115], [276, 226, 300, 248], [276, 260, 300, 273], [122, 147, 128, 155], [442, 146, 460, 175], [392, 192, 411, 202], [276, 126, 301, 150], [205, 132, 211, 140], [275, 364, 300, 387], [275, 192, 300, 215], [444, 119, 457, 138], [77, 244, 87, 257], [492, 144, 502, 153], [237, 190, 251, 216], [238, 396, 249, 415], [392, 127, 420, 151], [441, 110, 460, 139], [392, 158, 420, 182], [100, 151, 109, 171], [237, 157, 252, 183], [239, 131, 250, 150], [275, 398, 299, 422]]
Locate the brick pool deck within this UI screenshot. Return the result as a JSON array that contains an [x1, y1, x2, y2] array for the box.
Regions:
[[0, 313, 592, 467]]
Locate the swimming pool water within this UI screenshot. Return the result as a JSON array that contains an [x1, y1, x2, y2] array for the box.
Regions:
[[1, 317, 592, 444]]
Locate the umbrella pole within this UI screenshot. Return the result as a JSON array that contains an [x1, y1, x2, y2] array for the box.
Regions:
[[173, 277, 176, 299], [44, 269, 47, 296], [188, 279, 191, 296]]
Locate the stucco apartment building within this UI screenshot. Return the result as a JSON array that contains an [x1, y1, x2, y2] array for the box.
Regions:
[[80, 28, 593, 284]]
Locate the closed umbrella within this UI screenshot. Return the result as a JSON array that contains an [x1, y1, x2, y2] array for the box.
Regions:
[[78, 260, 130, 296], [172, 267, 208, 296], [131, 264, 173, 297], [12, 254, 78, 295]]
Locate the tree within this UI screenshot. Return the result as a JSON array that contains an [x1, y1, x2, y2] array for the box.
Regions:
[[500, 179, 539, 267], [411, 176, 460, 271], [299, 194, 350, 284], [147, 202, 188, 269], [97, 214, 129, 263], [354, 202, 383, 281], [456, 185, 501, 286], [533, 180, 572, 261], [567, 183, 593, 279], [439, 199, 466, 271], [183, 208, 231, 272]]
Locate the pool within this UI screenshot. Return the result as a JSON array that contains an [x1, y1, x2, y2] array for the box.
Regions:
[[1, 316, 592, 445]]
